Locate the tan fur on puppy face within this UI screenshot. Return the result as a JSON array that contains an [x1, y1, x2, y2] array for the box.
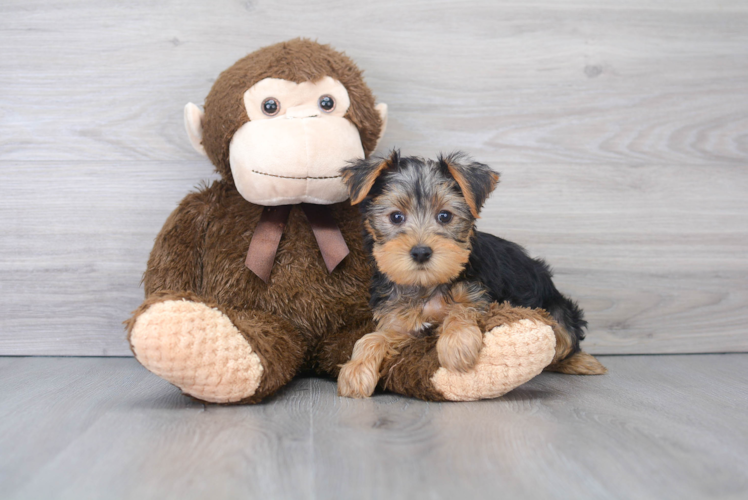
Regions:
[[372, 233, 471, 287]]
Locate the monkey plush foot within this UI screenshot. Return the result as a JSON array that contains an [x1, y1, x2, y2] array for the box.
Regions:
[[130, 300, 263, 403], [431, 319, 556, 401]]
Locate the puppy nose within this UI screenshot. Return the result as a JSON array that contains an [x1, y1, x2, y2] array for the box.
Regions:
[[410, 245, 433, 263]]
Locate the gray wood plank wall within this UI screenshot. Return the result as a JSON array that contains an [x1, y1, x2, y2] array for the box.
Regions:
[[1, 0, 746, 356]]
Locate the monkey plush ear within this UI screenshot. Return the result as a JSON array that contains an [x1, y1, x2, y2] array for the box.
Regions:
[[341, 149, 399, 205], [184, 102, 207, 157], [439, 152, 500, 218], [374, 103, 388, 151]]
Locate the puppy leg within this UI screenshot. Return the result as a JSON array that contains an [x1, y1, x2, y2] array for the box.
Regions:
[[436, 306, 484, 373], [338, 331, 409, 398]]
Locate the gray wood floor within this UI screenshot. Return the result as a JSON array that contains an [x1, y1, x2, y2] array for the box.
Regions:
[[1, 355, 746, 500]]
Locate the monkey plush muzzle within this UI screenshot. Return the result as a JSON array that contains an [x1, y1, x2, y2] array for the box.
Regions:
[[229, 113, 364, 205]]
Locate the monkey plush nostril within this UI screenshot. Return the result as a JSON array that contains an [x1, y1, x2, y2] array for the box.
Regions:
[[410, 245, 433, 264]]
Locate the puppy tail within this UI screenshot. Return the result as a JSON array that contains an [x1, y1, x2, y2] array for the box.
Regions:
[[547, 294, 586, 351], [546, 351, 607, 375], [544, 295, 606, 374]]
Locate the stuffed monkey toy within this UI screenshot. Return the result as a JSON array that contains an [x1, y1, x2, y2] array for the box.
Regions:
[[125, 38, 559, 403]]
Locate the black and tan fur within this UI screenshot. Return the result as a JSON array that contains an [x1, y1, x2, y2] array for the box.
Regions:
[[337, 151, 606, 398]]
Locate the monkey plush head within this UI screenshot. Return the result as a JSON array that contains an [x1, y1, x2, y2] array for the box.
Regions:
[[184, 39, 388, 206]]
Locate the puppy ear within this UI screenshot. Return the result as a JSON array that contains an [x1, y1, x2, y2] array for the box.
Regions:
[[439, 152, 499, 218], [341, 149, 399, 205]]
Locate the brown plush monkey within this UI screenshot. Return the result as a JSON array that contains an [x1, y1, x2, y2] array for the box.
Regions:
[[126, 39, 558, 403]]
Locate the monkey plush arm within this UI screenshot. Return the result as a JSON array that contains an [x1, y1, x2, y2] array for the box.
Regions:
[[123, 189, 209, 345], [125, 190, 310, 403], [142, 190, 210, 295], [379, 303, 557, 401]]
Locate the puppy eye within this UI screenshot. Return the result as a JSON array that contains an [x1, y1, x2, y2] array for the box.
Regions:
[[437, 210, 453, 224], [262, 97, 280, 116], [389, 211, 406, 224], [318, 95, 335, 112]]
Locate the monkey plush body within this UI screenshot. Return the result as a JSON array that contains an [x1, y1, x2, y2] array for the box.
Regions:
[[126, 39, 559, 403], [129, 193, 373, 403]]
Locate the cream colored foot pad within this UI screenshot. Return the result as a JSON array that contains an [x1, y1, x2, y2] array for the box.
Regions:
[[432, 319, 555, 402], [130, 300, 263, 403]]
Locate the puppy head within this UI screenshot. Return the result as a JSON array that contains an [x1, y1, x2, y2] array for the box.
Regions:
[[341, 150, 499, 287]]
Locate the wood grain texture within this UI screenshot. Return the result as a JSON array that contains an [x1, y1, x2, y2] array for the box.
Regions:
[[1, 355, 746, 499], [0, 161, 219, 355], [1, 0, 747, 354], [2, 0, 747, 165]]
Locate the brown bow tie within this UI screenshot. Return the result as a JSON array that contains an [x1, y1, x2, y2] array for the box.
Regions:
[[245, 204, 350, 283]]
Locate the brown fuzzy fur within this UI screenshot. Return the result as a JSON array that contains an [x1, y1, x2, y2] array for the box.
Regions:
[[378, 333, 446, 401]]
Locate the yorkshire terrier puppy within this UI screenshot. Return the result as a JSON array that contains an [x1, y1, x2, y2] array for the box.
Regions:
[[337, 151, 606, 398]]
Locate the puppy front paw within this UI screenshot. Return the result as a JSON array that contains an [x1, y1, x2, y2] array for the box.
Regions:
[[437, 323, 484, 373], [338, 359, 379, 398]]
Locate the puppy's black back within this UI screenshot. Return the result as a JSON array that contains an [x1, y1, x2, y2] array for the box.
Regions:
[[464, 232, 587, 354]]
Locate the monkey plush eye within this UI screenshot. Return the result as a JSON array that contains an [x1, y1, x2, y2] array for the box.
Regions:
[[437, 210, 453, 224], [389, 211, 405, 224], [318, 95, 335, 112], [262, 97, 280, 116]]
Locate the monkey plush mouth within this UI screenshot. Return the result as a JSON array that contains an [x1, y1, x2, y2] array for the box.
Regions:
[[250, 170, 343, 181]]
